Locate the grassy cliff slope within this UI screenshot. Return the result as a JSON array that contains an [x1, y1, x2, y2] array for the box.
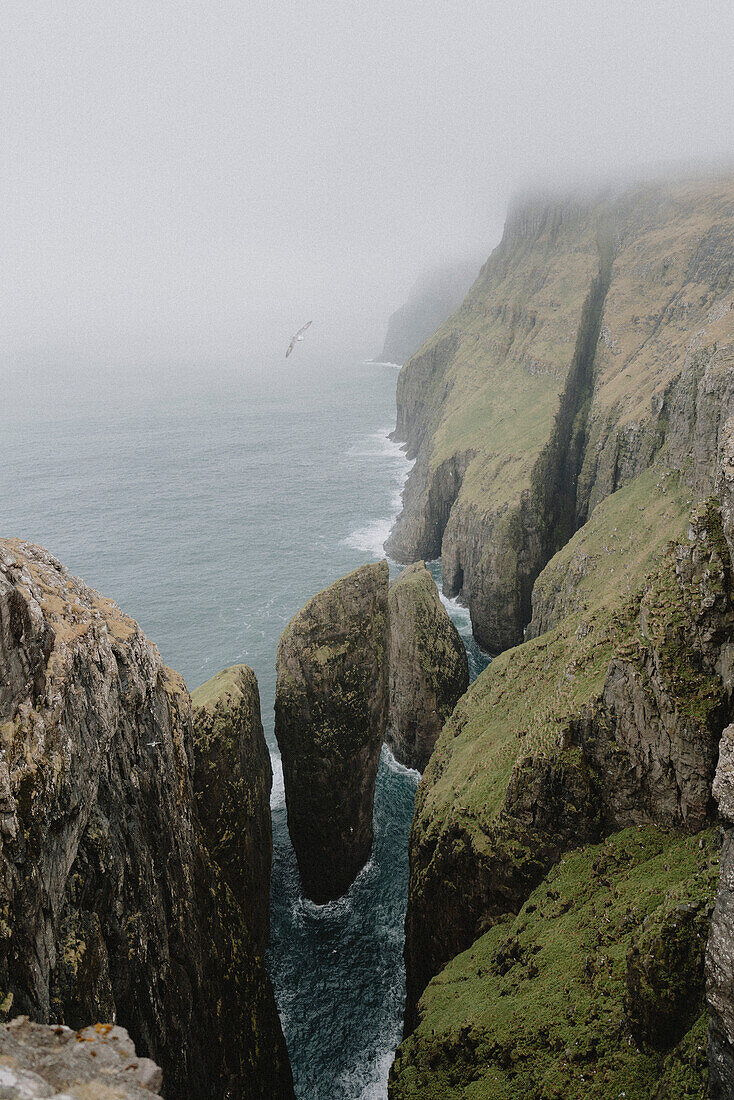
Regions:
[[387, 177, 734, 653]]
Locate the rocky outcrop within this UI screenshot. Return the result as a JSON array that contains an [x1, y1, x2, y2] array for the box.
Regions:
[[703, 416, 734, 1097], [389, 178, 734, 653], [378, 261, 478, 366], [275, 561, 389, 903], [402, 492, 734, 1031], [707, 731, 734, 1097], [0, 541, 294, 1099], [385, 563, 468, 771], [718, 415, 734, 562], [0, 1017, 162, 1098], [192, 665, 272, 954]]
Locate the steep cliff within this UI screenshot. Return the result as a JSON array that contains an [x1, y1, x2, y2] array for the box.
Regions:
[[0, 541, 294, 1099], [192, 664, 272, 955], [707, 723, 734, 1097], [387, 177, 734, 653], [378, 260, 479, 365], [275, 561, 389, 903], [398, 478, 734, 1042], [392, 828, 719, 1099], [386, 562, 468, 771]]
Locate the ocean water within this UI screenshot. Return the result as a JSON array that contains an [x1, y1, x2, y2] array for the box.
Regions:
[[0, 355, 487, 1098]]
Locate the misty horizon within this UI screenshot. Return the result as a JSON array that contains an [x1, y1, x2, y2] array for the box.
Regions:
[[3, 1, 734, 397]]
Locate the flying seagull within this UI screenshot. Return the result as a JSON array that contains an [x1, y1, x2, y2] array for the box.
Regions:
[[285, 320, 312, 358]]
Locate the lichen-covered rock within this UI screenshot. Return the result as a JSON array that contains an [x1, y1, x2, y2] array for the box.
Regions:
[[385, 562, 468, 771], [275, 562, 389, 903], [0, 541, 294, 1099], [0, 1016, 162, 1097], [192, 665, 272, 955], [717, 416, 734, 565]]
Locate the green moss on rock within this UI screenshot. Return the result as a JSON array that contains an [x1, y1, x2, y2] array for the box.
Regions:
[[192, 664, 273, 954], [386, 562, 469, 771], [391, 828, 719, 1100], [275, 562, 390, 903], [404, 487, 731, 1026]]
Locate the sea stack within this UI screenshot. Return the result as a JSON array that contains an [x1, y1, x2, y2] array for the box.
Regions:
[[386, 561, 469, 771], [275, 561, 389, 903], [192, 664, 273, 954]]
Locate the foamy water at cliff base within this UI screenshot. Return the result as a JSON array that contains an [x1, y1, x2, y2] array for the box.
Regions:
[[0, 355, 485, 1098]]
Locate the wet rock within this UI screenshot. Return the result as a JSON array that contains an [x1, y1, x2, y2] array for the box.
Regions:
[[275, 561, 389, 903], [385, 562, 468, 771]]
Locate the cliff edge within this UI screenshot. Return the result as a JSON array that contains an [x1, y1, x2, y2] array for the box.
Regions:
[[387, 178, 734, 654], [0, 541, 293, 1099]]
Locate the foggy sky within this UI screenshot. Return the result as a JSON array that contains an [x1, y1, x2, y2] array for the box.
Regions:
[[2, 0, 733, 387]]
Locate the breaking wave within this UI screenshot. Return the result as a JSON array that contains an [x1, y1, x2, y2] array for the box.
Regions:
[[343, 429, 413, 558]]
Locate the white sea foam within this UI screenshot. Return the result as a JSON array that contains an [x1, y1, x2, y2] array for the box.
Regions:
[[343, 428, 414, 557], [270, 752, 285, 808], [382, 744, 421, 782], [439, 589, 473, 630], [346, 1049, 397, 1100], [292, 856, 377, 924], [344, 517, 396, 558]]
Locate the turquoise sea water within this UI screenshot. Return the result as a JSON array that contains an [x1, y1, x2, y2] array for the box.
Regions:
[[0, 357, 487, 1097]]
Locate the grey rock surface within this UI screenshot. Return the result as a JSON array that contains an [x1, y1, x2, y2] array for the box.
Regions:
[[0, 1016, 162, 1098]]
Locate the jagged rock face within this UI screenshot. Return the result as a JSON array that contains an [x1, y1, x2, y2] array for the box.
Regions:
[[192, 665, 272, 955], [385, 563, 469, 772], [275, 561, 389, 903], [0, 1017, 162, 1097], [718, 416, 734, 564], [388, 178, 734, 653], [707, 725, 734, 1097], [0, 541, 294, 1100], [402, 496, 733, 1030]]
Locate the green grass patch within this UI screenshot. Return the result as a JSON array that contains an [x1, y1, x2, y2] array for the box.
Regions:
[[391, 827, 719, 1099]]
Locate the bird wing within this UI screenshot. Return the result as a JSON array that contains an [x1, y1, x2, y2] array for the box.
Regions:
[[285, 321, 311, 358]]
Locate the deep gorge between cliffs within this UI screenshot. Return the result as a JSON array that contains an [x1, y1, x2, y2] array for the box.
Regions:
[[0, 355, 488, 1098]]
